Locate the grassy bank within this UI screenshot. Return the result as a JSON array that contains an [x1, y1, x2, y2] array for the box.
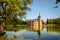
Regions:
[[46, 24, 60, 27], [5, 25, 31, 31]]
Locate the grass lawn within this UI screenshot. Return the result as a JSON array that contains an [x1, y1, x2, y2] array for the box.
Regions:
[[5, 25, 31, 31]]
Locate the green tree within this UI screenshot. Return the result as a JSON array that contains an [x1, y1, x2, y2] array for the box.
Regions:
[[0, 0, 33, 32], [56, 0, 60, 4], [46, 18, 60, 24], [46, 19, 48, 24], [53, 0, 60, 8]]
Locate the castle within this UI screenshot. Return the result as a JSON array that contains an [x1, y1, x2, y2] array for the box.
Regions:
[[26, 13, 42, 30]]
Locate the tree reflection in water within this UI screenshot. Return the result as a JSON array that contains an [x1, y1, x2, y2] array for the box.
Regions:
[[0, 36, 7, 40], [0, 25, 60, 40], [46, 25, 60, 33]]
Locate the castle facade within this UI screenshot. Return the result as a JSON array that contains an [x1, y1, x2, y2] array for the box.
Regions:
[[26, 14, 42, 30]]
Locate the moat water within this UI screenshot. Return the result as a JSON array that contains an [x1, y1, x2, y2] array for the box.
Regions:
[[0, 26, 60, 40]]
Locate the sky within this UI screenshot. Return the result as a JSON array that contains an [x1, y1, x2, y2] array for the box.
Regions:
[[26, 0, 60, 21]]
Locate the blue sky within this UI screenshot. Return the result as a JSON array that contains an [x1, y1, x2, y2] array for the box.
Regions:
[[26, 0, 60, 21]]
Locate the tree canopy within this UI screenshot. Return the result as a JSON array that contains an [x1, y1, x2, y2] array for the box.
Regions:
[[0, 0, 33, 31], [56, 0, 60, 4], [53, 0, 60, 8], [0, 0, 33, 19], [46, 18, 60, 24]]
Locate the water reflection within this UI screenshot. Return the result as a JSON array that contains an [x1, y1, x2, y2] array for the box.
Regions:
[[46, 26, 60, 33], [0, 25, 60, 40], [0, 36, 6, 40]]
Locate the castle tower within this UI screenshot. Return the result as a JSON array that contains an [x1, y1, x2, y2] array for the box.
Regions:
[[38, 13, 42, 30]]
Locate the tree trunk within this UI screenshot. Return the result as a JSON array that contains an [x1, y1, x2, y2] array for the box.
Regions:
[[0, 9, 6, 32], [0, 2, 7, 33], [0, 18, 5, 32]]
